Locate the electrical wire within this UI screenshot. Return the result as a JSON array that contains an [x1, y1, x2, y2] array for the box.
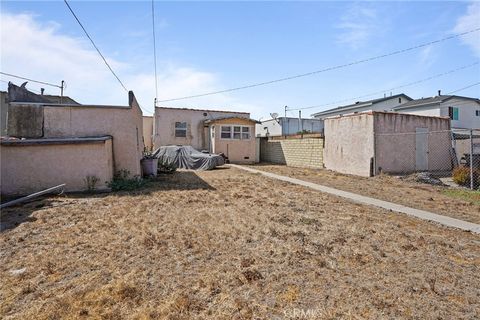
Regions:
[[151, 0, 159, 107], [0, 71, 62, 88], [63, 0, 128, 92], [156, 28, 480, 103], [285, 61, 479, 112], [447, 82, 480, 94]]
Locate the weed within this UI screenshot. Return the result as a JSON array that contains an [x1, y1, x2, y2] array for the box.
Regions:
[[107, 170, 146, 191], [84, 175, 99, 192]]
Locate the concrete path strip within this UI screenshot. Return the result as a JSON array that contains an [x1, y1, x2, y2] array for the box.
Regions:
[[229, 164, 480, 234]]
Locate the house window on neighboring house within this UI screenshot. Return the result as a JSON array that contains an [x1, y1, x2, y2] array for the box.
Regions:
[[241, 126, 250, 139], [221, 126, 232, 139], [233, 126, 241, 139], [175, 122, 187, 137], [448, 107, 459, 121], [476, 110, 480, 117], [398, 97, 402, 103]]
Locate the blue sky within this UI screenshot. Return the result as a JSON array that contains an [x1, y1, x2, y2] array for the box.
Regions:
[[1, 1, 479, 119]]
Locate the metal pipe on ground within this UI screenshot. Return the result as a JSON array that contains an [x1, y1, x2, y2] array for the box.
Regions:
[[0, 184, 66, 209]]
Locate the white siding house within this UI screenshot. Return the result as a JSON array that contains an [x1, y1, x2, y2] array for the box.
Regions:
[[256, 117, 324, 137], [393, 94, 480, 129], [311, 94, 412, 119]]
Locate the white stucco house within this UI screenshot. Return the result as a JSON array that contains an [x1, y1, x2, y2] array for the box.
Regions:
[[393, 93, 480, 129], [256, 117, 324, 137], [311, 93, 412, 119]]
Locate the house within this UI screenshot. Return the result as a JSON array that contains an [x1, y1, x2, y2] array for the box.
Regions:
[[311, 93, 412, 119], [0, 91, 7, 136], [393, 92, 480, 129], [153, 107, 258, 163], [256, 117, 324, 137], [1, 82, 144, 195], [323, 111, 452, 177]]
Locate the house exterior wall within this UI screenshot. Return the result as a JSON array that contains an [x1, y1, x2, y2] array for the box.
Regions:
[[211, 117, 256, 164], [256, 117, 324, 137], [0, 139, 113, 196], [439, 98, 480, 129], [323, 113, 375, 177], [143, 116, 154, 151], [260, 137, 324, 169], [313, 95, 409, 120], [40, 93, 143, 176], [374, 112, 452, 174], [154, 107, 249, 150]]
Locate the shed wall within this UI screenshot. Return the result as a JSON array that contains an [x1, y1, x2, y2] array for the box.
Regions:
[[260, 138, 324, 169]]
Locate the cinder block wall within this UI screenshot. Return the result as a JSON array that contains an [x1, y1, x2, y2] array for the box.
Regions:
[[260, 138, 324, 169]]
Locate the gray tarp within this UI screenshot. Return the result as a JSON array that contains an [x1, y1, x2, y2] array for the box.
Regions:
[[153, 145, 224, 170]]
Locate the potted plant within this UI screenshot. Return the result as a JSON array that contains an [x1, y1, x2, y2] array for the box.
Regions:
[[141, 149, 159, 177]]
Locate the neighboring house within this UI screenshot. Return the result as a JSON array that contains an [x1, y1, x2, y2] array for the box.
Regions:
[[324, 112, 452, 177], [256, 117, 324, 137], [143, 115, 154, 151], [393, 93, 480, 129], [1, 82, 144, 195], [0, 91, 7, 136], [153, 107, 257, 163], [311, 93, 412, 119]]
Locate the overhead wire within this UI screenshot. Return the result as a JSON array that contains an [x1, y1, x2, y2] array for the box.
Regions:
[[0, 71, 62, 88], [447, 82, 480, 94], [286, 61, 479, 112], [63, 0, 128, 92], [156, 28, 480, 103]]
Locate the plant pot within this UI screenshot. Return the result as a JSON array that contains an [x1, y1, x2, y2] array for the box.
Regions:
[[141, 158, 158, 177]]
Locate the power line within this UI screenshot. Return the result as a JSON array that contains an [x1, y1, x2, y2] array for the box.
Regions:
[[156, 28, 480, 103], [0, 71, 62, 88], [63, 0, 128, 92], [151, 0, 159, 106], [447, 82, 480, 94], [286, 61, 479, 112]]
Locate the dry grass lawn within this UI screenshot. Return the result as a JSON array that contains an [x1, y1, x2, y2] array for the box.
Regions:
[[1, 167, 479, 319], [249, 164, 480, 224]]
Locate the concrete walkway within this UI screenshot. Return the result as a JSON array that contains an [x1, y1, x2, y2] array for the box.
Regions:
[[230, 165, 480, 234]]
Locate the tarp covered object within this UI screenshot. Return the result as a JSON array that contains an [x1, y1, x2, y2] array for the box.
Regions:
[[153, 145, 224, 170]]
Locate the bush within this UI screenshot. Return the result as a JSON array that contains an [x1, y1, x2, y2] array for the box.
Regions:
[[158, 160, 177, 174], [107, 170, 146, 191], [452, 167, 479, 187]]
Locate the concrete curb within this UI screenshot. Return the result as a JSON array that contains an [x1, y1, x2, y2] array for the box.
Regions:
[[230, 165, 480, 234]]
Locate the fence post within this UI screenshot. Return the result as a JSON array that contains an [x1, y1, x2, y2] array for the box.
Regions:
[[470, 129, 474, 190]]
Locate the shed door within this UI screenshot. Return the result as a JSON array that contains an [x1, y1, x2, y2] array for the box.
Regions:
[[415, 127, 428, 171]]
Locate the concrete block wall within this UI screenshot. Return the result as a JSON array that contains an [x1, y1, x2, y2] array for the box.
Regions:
[[260, 137, 324, 169]]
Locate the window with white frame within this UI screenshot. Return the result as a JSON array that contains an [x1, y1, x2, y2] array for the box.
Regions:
[[220, 125, 251, 140], [175, 122, 187, 137], [221, 126, 232, 139], [241, 126, 250, 139]]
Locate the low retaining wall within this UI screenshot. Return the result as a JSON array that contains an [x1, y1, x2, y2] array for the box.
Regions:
[[1, 136, 114, 196], [260, 137, 324, 169]]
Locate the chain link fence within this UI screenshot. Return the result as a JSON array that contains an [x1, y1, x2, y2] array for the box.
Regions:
[[374, 129, 480, 190]]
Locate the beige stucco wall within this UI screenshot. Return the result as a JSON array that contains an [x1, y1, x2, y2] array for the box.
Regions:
[[374, 112, 451, 174], [211, 118, 256, 164], [143, 116, 154, 151], [260, 138, 324, 169], [324, 113, 375, 177], [153, 107, 250, 150], [0, 139, 113, 196], [41, 92, 143, 176]]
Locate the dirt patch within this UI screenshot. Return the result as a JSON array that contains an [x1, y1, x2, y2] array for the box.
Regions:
[[1, 167, 479, 319], [249, 164, 480, 224]]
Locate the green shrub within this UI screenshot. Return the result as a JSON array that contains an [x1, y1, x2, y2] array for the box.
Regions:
[[158, 160, 176, 174], [452, 167, 479, 187], [107, 170, 146, 191]]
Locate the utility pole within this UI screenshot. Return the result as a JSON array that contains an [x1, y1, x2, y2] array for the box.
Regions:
[[299, 110, 302, 134], [60, 80, 65, 104]]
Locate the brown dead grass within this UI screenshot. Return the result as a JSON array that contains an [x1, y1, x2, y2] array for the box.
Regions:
[[249, 164, 480, 224], [1, 167, 479, 319]]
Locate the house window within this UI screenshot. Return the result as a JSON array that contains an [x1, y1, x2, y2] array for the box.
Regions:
[[233, 126, 241, 139], [241, 127, 250, 139], [221, 126, 232, 139], [476, 110, 480, 117], [175, 122, 187, 137], [448, 107, 459, 121], [398, 97, 402, 103]]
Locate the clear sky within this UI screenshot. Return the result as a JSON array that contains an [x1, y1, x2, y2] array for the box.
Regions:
[[1, 1, 479, 119]]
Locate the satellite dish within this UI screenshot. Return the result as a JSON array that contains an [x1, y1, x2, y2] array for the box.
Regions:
[[270, 112, 278, 119]]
